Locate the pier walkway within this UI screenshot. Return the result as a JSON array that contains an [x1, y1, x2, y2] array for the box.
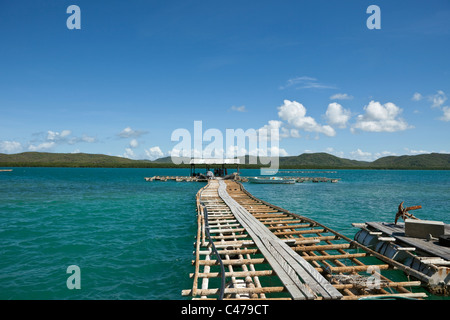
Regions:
[[182, 179, 428, 300]]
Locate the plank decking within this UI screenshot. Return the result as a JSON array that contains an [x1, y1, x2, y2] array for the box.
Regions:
[[182, 179, 427, 300]]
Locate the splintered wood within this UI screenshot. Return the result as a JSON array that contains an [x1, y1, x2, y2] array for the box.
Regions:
[[182, 180, 426, 300]]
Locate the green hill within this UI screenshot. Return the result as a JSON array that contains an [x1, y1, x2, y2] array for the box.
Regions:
[[371, 153, 450, 169], [0, 151, 449, 169], [279, 153, 369, 168], [0, 152, 153, 168]]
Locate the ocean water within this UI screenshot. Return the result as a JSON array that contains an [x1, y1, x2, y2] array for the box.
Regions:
[[0, 167, 449, 300]]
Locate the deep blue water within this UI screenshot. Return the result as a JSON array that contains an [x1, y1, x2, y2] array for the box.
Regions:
[[0, 168, 449, 299]]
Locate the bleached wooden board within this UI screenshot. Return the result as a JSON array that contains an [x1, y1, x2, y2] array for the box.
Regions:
[[217, 180, 342, 300]]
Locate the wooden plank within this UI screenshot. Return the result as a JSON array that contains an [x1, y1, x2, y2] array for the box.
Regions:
[[226, 188, 337, 300], [218, 180, 343, 300], [226, 200, 313, 299], [218, 183, 314, 300]]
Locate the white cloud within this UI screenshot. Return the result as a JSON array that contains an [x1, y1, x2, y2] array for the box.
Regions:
[[0, 140, 23, 154], [349, 148, 372, 160], [411, 92, 423, 101], [277, 100, 336, 137], [118, 127, 148, 138], [351, 100, 412, 133], [80, 135, 96, 143], [280, 76, 336, 90], [324, 147, 344, 158], [47, 130, 72, 141], [145, 146, 164, 160], [36, 130, 96, 146], [258, 120, 283, 141], [129, 139, 139, 148], [405, 148, 431, 155], [429, 90, 447, 108], [230, 105, 246, 112], [440, 106, 450, 121], [289, 128, 301, 138], [28, 141, 56, 152], [404, 148, 450, 155], [374, 151, 397, 158], [325, 102, 351, 129], [330, 93, 353, 100], [121, 148, 136, 159]]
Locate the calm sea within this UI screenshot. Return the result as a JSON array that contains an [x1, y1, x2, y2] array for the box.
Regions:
[[0, 168, 449, 300]]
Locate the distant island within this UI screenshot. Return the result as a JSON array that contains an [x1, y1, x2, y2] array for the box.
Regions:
[[1, 152, 449, 170]]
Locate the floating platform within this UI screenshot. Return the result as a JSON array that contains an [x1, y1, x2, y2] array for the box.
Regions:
[[353, 221, 450, 295], [144, 175, 339, 183], [182, 179, 427, 300], [144, 175, 248, 182]]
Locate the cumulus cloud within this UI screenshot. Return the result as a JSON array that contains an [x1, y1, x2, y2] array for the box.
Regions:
[[429, 90, 447, 108], [121, 148, 136, 159], [351, 101, 412, 133], [79, 135, 96, 143], [47, 130, 71, 141], [118, 127, 148, 138], [330, 93, 353, 100], [28, 141, 56, 152], [0, 140, 23, 154], [350, 148, 372, 160], [29, 130, 96, 149], [145, 146, 164, 160], [404, 148, 431, 155], [257, 120, 283, 141], [129, 139, 139, 148], [411, 92, 423, 101], [277, 100, 336, 137], [440, 106, 450, 121], [325, 102, 351, 129]]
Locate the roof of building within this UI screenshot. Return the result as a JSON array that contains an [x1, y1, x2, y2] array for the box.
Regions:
[[189, 158, 240, 165]]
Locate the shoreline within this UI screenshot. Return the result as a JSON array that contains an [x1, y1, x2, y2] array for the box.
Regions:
[[1, 164, 449, 170]]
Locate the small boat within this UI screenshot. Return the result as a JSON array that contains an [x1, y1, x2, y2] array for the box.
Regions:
[[248, 177, 296, 184]]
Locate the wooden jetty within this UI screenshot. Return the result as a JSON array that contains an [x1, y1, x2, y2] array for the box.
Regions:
[[182, 179, 427, 300], [0, 169, 13, 172]]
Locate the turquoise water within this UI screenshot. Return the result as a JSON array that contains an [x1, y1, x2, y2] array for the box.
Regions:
[[0, 168, 449, 300]]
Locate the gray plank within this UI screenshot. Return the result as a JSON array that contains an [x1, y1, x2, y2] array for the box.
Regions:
[[217, 180, 342, 300]]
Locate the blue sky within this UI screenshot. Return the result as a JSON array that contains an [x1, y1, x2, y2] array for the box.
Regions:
[[0, 0, 449, 161]]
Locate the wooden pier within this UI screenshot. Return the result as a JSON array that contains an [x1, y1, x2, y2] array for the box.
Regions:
[[182, 179, 427, 300]]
